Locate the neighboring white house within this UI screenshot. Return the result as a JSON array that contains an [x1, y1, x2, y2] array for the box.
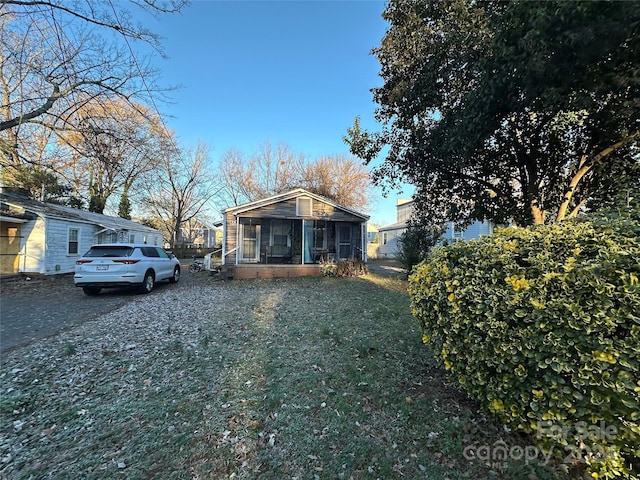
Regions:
[[0, 189, 163, 275], [376, 199, 494, 258], [377, 199, 416, 258]]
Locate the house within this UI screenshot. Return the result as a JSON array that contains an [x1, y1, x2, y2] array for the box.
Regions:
[[180, 220, 220, 249], [377, 199, 418, 258], [0, 189, 163, 275], [377, 199, 494, 258], [221, 188, 369, 279]]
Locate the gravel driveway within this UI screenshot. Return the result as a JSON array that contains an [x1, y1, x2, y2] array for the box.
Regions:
[[1, 259, 401, 354], [0, 262, 198, 354]]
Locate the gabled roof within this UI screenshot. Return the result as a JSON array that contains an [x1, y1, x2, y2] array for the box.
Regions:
[[0, 192, 160, 234], [224, 188, 369, 221], [378, 221, 408, 232]]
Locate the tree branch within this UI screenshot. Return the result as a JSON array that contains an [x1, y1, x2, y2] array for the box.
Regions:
[[556, 130, 640, 221], [0, 83, 61, 131], [0, 0, 185, 42]]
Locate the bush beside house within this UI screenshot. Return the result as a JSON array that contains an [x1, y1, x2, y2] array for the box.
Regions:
[[408, 213, 640, 478]]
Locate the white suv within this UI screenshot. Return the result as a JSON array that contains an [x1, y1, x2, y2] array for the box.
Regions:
[[74, 243, 181, 295]]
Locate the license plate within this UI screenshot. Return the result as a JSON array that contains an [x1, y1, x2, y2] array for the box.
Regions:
[[96, 265, 109, 271]]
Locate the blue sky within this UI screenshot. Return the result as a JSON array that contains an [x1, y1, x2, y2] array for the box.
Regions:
[[140, 0, 413, 226]]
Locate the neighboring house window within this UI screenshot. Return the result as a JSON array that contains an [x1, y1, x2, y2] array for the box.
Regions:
[[453, 224, 464, 242], [297, 197, 312, 216], [101, 231, 117, 243], [68, 228, 79, 254], [129, 233, 136, 243], [382, 232, 388, 245]]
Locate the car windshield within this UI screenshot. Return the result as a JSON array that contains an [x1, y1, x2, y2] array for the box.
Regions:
[[84, 246, 135, 258]]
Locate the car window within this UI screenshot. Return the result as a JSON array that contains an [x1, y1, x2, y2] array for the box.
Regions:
[[157, 248, 170, 259], [84, 246, 134, 257], [141, 247, 160, 258]]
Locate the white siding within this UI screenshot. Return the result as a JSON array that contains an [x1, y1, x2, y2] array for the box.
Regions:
[[378, 226, 407, 258], [19, 217, 46, 273], [43, 218, 85, 274], [79, 223, 97, 256], [1, 195, 165, 274]]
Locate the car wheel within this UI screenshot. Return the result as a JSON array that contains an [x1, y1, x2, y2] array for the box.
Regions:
[[82, 286, 101, 296], [140, 271, 155, 294], [169, 266, 180, 283]]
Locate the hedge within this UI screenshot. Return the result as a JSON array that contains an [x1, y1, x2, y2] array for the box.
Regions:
[[408, 215, 639, 478]]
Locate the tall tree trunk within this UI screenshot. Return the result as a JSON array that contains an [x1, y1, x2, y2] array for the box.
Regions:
[[171, 215, 182, 249], [531, 202, 546, 225], [556, 155, 591, 222], [556, 131, 640, 221]]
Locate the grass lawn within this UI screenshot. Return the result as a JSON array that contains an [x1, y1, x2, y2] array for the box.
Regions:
[[1, 273, 571, 479]]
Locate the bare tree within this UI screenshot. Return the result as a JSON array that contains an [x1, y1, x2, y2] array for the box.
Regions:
[[217, 148, 253, 207], [215, 143, 373, 212], [55, 98, 167, 213], [0, 6, 170, 133], [246, 141, 305, 199], [301, 155, 373, 211], [141, 141, 220, 248], [1, 0, 186, 46], [0, 0, 184, 188]]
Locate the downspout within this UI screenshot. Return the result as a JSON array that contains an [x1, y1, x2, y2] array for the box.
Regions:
[[42, 214, 48, 274]]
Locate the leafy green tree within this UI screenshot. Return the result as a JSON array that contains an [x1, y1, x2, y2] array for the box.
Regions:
[[396, 219, 443, 274], [88, 180, 106, 214], [346, 0, 639, 226], [0, 164, 73, 203], [118, 186, 132, 220]]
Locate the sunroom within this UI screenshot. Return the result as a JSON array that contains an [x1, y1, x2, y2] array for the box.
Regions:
[[221, 189, 369, 278]]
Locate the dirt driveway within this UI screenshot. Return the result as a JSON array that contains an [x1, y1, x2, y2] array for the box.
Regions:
[[0, 262, 198, 354]]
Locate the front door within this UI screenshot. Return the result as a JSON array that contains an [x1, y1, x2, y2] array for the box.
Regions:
[[337, 224, 352, 260], [240, 223, 261, 263]]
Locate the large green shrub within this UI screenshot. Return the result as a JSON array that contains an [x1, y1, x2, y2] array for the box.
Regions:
[[409, 216, 639, 478]]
